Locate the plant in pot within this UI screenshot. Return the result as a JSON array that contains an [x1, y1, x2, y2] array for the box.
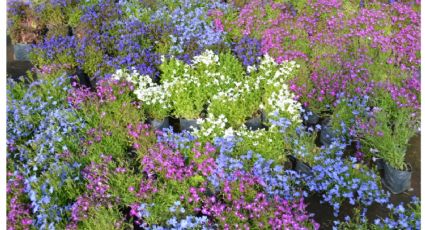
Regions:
[[29, 35, 78, 76], [287, 127, 319, 176], [263, 84, 303, 131], [36, 1, 71, 38], [232, 126, 289, 164], [169, 76, 208, 131], [112, 69, 172, 130], [191, 114, 228, 143], [253, 54, 300, 125], [7, 0, 44, 61], [361, 107, 417, 194], [208, 79, 262, 129], [159, 51, 220, 131], [328, 95, 372, 152]]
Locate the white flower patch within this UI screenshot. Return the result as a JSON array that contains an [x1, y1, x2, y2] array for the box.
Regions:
[[192, 50, 219, 66], [112, 68, 172, 109], [191, 114, 228, 139], [222, 125, 266, 140], [266, 85, 302, 123], [258, 55, 299, 82]]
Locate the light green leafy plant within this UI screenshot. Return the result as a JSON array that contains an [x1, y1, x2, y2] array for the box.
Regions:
[[208, 78, 262, 128], [362, 107, 417, 171], [113, 69, 172, 120]]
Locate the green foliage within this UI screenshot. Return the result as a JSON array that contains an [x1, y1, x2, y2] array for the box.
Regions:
[[235, 129, 287, 162], [362, 107, 416, 170], [81, 45, 105, 77], [79, 207, 129, 230], [38, 3, 65, 27], [289, 130, 319, 165], [75, 80, 146, 165], [66, 7, 83, 28], [108, 170, 140, 205], [144, 180, 195, 225], [361, 90, 417, 170], [208, 79, 262, 128]]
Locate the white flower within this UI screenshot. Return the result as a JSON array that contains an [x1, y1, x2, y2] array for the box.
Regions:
[[192, 50, 219, 66], [247, 65, 257, 73]]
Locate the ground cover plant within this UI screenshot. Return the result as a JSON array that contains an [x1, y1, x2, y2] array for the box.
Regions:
[[6, 0, 421, 229]]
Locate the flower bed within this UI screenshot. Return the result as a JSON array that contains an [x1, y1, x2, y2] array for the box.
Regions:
[[7, 0, 420, 229]]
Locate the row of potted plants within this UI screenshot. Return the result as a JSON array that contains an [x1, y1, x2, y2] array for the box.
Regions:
[[111, 50, 419, 195], [113, 51, 300, 131]]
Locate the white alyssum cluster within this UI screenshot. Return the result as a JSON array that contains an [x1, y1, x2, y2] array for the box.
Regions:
[[191, 113, 270, 145], [112, 69, 172, 109], [192, 50, 219, 66], [203, 70, 233, 88], [191, 114, 228, 138], [266, 84, 302, 123], [223, 125, 271, 147], [211, 78, 261, 103], [258, 54, 299, 82]]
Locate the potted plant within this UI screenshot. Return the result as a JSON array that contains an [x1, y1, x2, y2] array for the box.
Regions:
[[7, 1, 44, 61], [191, 114, 228, 143], [327, 95, 372, 149], [169, 76, 207, 131], [208, 79, 262, 129], [252, 54, 301, 126], [288, 128, 319, 176], [112, 69, 172, 130], [29, 35, 79, 81], [361, 108, 417, 194], [263, 85, 303, 130], [159, 52, 221, 131], [36, 1, 73, 38]]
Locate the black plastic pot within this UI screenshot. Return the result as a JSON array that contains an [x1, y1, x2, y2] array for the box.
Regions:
[[149, 117, 170, 130], [374, 158, 384, 170], [301, 107, 320, 126], [289, 155, 314, 176], [245, 116, 262, 130], [245, 110, 266, 130], [382, 161, 412, 194], [319, 119, 336, 146], [75, 68, 94, 88], [13, 43, 32, 61], [179, 118, 200, 132]]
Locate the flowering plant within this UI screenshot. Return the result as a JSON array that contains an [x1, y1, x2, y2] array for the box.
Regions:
[[160, 59, 207, 119], [112, 69, 172, 120], [150, 0, 229, 59], [160, 50, 247, 119], [208, 78, 262, 128], [361, 107, 417, 170], [305, 143, 389, 217], [338, 197, 420, 229]]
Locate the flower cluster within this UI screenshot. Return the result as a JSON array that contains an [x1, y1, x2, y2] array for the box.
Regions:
[[7, 172, 33, 230], [152, 0, 229, 59], [112, 69, 172, 120], [68, 155, 115, 228]]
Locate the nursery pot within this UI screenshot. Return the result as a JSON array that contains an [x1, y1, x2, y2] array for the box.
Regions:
[[149, 117, 170, 130], [13, 43, 32, 61], [382, 161, 412, 194], [301, 107, 320, 126], [373, 158, 384, 170], [245, 116, 262, 130], [75, 68, 95, 88], [288, 155, 314, 177], [319, 119, 336, 146], [245, 110, 266, 130], [179, 118, 200, 132]]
